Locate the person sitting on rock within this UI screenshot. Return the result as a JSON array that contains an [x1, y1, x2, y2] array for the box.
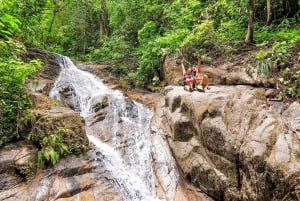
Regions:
[[181, 61, 194, 92], [181, 56, 209, 92], [192, 56, 209, 92]]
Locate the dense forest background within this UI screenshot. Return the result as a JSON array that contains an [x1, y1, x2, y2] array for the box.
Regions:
[[0, 0, 300, 152]]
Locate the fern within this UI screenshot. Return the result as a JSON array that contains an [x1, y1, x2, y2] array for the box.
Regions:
[[48, 148, 59, 165], [37, 151, 44, 169], [36, 131, 70, 169], [37, 147, 60, 168]]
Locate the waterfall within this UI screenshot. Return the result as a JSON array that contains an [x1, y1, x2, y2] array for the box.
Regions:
[[49, 55, 179, 201]]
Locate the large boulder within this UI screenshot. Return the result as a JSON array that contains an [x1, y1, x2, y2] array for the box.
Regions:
[[31, 109, 89, 155], [0, 144, 121, 201], [153, 85, 300, 200], [0, 142, 37, 190], [162, 54, 274, 87], [26, 48, 62, 95]]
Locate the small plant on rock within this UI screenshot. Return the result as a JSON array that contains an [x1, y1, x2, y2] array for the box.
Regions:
[[255, 41, 293, 76], [36, 128, 69, 169], [255, 40, 299, 101]]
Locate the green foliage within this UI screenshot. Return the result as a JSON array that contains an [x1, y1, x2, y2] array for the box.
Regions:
[[255, 40, 299, 100], [134, 24, 183, 85], [36, 129, 70, 169], [132, 21, 162, 85], [0, 14, 21, 39], [256, 26, 300, 43], [278, 66, 300, 99], [138, 21, 160, 44], [0, 11, 41, 146], [107, 0, 146, 44], [217, 20, 246, 41], [204, 0, 247, 27], [182, 20, 219, 54], [255, 40, 295, 75], [272, 41, 294, 66], [201, 54, 213, 65], [85, 35, 132, 62], [1, 0, 300, 99], [134, 41, 160, 85], [37, 147, 59, 169], [152, 76, 160, 86], [0, 57, 42, 146], [255, 50, 273, 75], [163, 0, 201, 30]]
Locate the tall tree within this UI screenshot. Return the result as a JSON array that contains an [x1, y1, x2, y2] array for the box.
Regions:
[[99, 0, 110, 37], [266, 0, 271, 24], [245, 0, 255, 43]]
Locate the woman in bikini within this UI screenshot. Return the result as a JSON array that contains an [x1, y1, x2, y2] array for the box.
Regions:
[[181, 61, 194, 92], [181, 56, 209, 92], [192, 56, 209, 92]]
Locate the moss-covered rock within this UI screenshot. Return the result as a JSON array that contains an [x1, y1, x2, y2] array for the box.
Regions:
[[21, 49, 89, 168], [31, 110, 89, 155], [173, 118, 196, 141]]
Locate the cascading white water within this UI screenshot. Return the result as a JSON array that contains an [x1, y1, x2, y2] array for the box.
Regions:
[[49, 55, 179, 201]]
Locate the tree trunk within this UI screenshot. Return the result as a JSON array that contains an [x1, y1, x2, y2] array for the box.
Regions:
[[99, 0, 110, 37], [48, 10, 57, 38], [245, 0, 255, 43], [266, 0, 272, 24]]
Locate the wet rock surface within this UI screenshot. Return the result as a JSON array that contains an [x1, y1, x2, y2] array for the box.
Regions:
[[0, 145, 121, 201], [0, 50, 119, 201], [27, 48, 62, 95]]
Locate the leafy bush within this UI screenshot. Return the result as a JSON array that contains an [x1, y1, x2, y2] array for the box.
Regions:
[[255, 41, 295, 75], [255, 50, 273, 75], [0, 14, 42, 146], [255, 40, 300, 100], [132, 21, 162, 85], [36, 130, 69, 168], [85, 35, 132, 62], [182, 20, 219, 54], [256, 26, 300, 43], [278, 64, 300, 99], [0, 14, 21, 39], [0, 57, 41, 146], [134, 21, 188, 85], [217, 20, 246, 41], [163, 0, 201, 30]]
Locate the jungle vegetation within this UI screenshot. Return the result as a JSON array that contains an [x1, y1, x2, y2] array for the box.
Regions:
[[0, 0, 300, 165]]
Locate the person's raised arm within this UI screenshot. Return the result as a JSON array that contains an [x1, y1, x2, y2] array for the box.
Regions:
[[181, 60, 186, 76], [197, 56, 202, 74]]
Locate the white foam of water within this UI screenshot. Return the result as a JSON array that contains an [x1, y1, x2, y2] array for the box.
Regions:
[[50, 57, 121, 117], [88, 135, 161, 201], [49, 55, 178, 201]]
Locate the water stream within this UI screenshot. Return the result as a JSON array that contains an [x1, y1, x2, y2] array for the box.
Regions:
[[49, 55, 179, 201]]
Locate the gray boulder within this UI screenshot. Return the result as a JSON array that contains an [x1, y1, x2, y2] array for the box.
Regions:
[[153, 85, 300, 200]]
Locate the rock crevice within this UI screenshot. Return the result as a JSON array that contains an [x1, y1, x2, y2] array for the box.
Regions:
[[153, 85, 300, 200]]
